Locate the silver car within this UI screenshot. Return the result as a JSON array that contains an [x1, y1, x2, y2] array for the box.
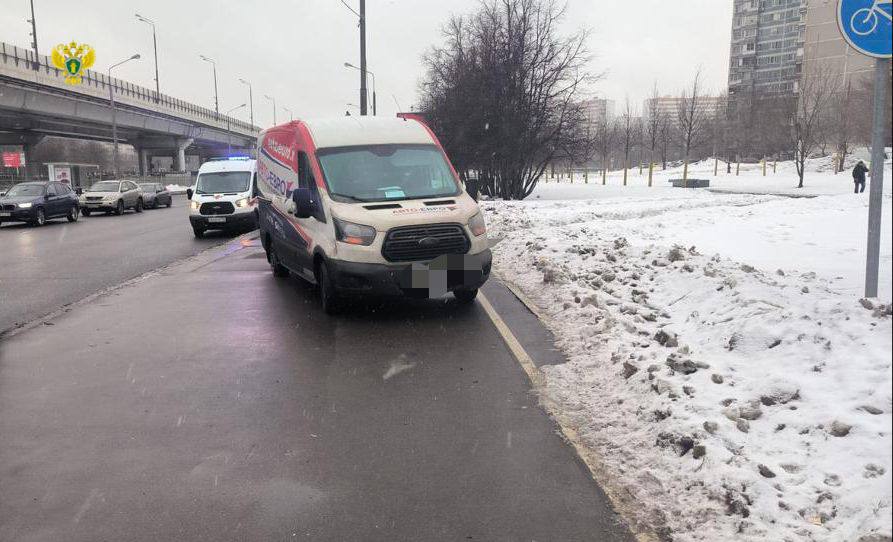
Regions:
[[138, 182, 173, 209], [79, 180, 144, 216]]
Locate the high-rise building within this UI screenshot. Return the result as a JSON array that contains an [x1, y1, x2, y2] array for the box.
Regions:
[[801, 0, 874, 87], [643, 96, 726, 127], [581, 98, 615, 126], [728, 0, 807, 98]]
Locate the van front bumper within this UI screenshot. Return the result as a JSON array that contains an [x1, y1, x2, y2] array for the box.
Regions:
[[328, 249, 492, 298], [190, 212, 257, 230]]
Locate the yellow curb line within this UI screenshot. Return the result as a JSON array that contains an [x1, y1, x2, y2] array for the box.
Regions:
[[479, 287, 660, 542]]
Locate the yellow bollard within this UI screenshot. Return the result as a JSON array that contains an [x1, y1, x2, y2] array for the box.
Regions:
[[714, 158, 718, 176]]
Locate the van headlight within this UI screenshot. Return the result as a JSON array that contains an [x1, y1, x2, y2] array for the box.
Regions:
[[191, 200, 200, 211], [468, 212, 487, 237], [18, 202, 33, 209], [334, 218, 376, 246], [235, 197, 250, 208]]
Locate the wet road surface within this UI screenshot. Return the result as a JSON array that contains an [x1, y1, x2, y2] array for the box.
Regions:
[[0, 195, 237, 334], [0, 237, 633, 541]]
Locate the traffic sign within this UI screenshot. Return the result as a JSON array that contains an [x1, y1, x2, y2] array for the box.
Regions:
[[837, 0, 893, 58]]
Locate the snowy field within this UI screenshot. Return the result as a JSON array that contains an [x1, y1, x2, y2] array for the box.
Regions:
[[483, 155, 892, 541]]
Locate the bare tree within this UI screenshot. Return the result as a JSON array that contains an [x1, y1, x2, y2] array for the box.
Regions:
[[419, 0, 596, 199], [619, 97, 636, 186], [793, 64, 841, 188], [594, 115, 617, 185], [659, 114, 671, 170], [676, 69, 710, 182], [643, 82, 664, 184]]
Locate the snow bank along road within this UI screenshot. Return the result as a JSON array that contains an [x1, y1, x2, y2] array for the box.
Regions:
[[484, 165, 892, 542]]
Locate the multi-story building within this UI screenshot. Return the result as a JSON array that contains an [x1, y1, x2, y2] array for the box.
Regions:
[[643, 95, 726, 126], [728, 0, 807, 98], [801, 0, 875, 87], [581, 98, 615, 126]]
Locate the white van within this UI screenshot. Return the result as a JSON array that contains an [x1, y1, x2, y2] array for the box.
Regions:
[[186, 157, 258, 238], [256, 117, 491, 313]]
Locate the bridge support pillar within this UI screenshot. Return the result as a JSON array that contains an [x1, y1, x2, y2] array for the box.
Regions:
[[137, 149, 151, 177], [174, 138, 194, 173]]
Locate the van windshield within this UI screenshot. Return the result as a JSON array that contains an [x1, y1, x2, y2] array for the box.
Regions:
[[195, 172, 251, 194], [317, 144, 460, 202]]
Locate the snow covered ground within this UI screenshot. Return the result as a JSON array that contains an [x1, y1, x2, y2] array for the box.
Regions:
[[483, 155, 892, 541]]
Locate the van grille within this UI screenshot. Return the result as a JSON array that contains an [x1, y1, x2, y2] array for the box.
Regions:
[[200, 202, 235, 215], [382, 223, 470, 262]]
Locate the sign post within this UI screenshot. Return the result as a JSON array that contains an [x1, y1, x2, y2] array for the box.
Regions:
[[837, 0, 892, 298]]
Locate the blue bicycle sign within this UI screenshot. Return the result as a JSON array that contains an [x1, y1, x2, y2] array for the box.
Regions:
[[838, 0, 893, 58]]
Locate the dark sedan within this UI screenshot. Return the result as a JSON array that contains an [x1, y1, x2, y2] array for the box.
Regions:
[[0, 181, 80, 227], [138, 182, 173, 209]]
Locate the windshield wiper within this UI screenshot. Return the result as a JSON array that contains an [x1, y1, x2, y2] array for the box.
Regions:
[[331, 193, 373, 202]]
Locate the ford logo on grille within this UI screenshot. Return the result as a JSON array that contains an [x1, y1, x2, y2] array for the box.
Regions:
[[418, 236, 440, 248]]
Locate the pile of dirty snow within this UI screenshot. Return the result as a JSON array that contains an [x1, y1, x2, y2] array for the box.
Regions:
[[483, 181, 892, 541]]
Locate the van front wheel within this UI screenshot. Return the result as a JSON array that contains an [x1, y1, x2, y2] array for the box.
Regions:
[[269, 246, 289, 278], [316, 261, 340, 315]]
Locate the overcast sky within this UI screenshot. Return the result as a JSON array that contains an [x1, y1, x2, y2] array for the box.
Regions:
[[2, 0, 733, 128]]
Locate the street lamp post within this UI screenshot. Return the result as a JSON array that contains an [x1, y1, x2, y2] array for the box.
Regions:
[[238, 78, 254, 126], [109, 54, 141, 178], [282, 106, 294, 121], [264, 94, 277, 125], [135, 13, 160, 102], [340, 0, 368, 115], [225, 103, 246, 155], [28, 0, 39, 69], [199, 55, 219, 118], [344, 62, 376, 115]]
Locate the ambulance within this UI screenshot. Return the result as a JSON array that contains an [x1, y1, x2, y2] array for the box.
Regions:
[[256, 116, 491, 313], [186, 157, 258, 238]]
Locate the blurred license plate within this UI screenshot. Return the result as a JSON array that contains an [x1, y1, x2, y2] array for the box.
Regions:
[[208, 217, 226, 223], [0, 212, 10, 217]]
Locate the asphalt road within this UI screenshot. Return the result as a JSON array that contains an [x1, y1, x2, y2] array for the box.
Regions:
[[0, 236, 633, 542], [0, 195, 237, 334]]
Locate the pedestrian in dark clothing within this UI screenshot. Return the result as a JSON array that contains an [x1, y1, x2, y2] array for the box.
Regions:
[[853, 161, 868, 193]]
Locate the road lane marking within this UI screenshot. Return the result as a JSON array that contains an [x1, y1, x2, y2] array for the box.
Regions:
[[478, 288, 659, 542]]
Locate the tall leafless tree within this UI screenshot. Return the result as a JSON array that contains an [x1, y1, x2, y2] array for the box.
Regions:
[[676, 69, 710, 182], [419, 0, 595, 199], [792, 64, 841, 188], [619, 97, 636, 186], [594, 115, 617, 185], [643, 82, 664, 184]]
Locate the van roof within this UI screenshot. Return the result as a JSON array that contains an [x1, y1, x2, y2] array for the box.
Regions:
[[303, 117, 433, 149], [198, 158, 256, 173]]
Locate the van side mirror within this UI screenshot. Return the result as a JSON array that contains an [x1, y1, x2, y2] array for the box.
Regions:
[[291, 188, 312, 219], [186, 188, 193, 200]]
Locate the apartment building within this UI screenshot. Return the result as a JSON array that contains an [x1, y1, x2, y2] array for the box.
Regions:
[[643, 95, 726, 125], [728, 0, 807, 98], [801, 0, 875, 86]]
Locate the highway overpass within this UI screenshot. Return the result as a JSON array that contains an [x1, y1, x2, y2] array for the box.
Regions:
[[0, 41, 260, 174]]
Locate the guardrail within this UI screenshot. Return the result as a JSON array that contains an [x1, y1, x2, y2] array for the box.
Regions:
[[0, 41, 260, 138]]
